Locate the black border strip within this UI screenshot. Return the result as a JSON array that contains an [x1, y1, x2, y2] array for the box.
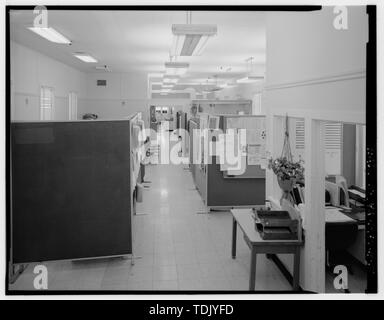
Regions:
[[6, 5, 322, 11], [365, 5, 377, 294], [5, 4, 377, 296]]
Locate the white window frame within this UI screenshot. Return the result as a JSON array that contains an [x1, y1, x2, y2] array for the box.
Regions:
[[40, 86, 55, 121], [68, 92, 78, 120], [324, 122, 343, 175]]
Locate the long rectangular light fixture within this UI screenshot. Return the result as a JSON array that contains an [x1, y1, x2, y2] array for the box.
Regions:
[[74, 53, 98, 63], [171, 24, 217, 56], [236, 75, 264, 84], [164, 62, 189, 76], [163, 75, 180, 83], [219, 82, 237, 89], [162, 84, 174, 88], [28, 27, 71, 44]]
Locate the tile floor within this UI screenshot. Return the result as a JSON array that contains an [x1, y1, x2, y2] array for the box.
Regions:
[[10, 163, 292, 292]]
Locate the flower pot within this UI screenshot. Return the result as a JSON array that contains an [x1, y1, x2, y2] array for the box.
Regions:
[[277, 177, 296, 205], [277, 177, 296, 192]]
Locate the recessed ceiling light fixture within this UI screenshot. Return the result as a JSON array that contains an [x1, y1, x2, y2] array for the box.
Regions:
[[164, 62, 189, 75], [74, 53, 98, 63], [171, 24, 217, 56], [28, 27, 71, 44]]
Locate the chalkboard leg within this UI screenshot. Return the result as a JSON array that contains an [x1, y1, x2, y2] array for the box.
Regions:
[[232, 217, 237, 259], [131, 255, 135, 266], [292, 247, 301, 291], [129, 254, 142, 266], [249, 247, 257, 291]]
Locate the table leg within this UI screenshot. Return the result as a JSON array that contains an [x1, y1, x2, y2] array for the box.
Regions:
[[249, 247, 257, 291], [293, 246, 301, 291], [231, 217, 237, 259]]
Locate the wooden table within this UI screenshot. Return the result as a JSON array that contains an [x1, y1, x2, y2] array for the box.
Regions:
[[231, 209, 303, 291]]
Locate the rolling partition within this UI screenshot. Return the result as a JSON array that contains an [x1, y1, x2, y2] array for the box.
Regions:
[[188, 117, 208, 201], [130, 112, 146, 187], [10, 119, 135, 266], [189, 113, 266, 209]]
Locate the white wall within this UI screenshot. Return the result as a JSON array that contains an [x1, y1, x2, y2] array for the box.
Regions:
[[82, 74, 216, 126], [80, 72, 153, 125], [215, 82, 266, 115], [265, 6, 367, 209], [265, 6, 368, 293], [265, 7, 367, 114], [10, 41, 87, 121]]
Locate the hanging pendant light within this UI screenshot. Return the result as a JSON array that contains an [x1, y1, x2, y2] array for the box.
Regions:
[[237, 57, 264, 83], [171, 11, 217, 56]]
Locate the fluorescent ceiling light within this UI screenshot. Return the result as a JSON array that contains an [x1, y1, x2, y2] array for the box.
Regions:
[[74, 53, 98, 63], [163, 75, 180, 83], [162, 84, 174, 88], [236, 75, 264, 84], [219, 81, 237, 88], [203, 86, 223, 93], [171, 24, 217, 56], [165, 62, 189, 75], [28, 27, 71, 44]]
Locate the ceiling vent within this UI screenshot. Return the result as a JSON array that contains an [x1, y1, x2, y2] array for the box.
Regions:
[[95, 65, 111, 72], [97, 79, 107, 86]]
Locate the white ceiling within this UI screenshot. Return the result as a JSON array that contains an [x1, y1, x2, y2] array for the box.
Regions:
[[10, 10, 266, 84]]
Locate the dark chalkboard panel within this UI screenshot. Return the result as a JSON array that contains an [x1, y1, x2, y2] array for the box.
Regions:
[[11, 120, 132, 263]]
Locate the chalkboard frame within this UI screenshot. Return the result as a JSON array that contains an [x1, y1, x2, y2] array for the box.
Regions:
[[10, 119, 134, 264]]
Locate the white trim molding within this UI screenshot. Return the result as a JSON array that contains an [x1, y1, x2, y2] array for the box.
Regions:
[[265, 69, 366, 91], [270, 108, 365, 125]]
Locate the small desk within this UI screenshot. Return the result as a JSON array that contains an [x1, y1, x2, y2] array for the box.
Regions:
[[231, 209, 303, 291]]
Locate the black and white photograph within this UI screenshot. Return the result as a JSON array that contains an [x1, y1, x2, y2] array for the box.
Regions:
[[3, 0, 380, 299]]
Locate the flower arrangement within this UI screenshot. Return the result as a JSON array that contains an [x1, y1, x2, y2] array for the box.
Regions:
[[268, 156, 304, 182]]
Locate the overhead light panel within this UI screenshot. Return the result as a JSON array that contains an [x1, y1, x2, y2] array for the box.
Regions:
[[28, 27, 71, 44], [160, 88, 171, 96], [236, 75, 264, 84], [202, 75, 223, 92], [219, 82, 237, 88], [162, 84, 174, 88], [74, 53, 98, 63], [163, 75, 180, 83], [171, 24, 217, 56], [164, 62, 189, 75]]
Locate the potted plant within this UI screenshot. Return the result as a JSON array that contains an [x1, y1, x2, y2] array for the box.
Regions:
[[268, 156, 304, 203]]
